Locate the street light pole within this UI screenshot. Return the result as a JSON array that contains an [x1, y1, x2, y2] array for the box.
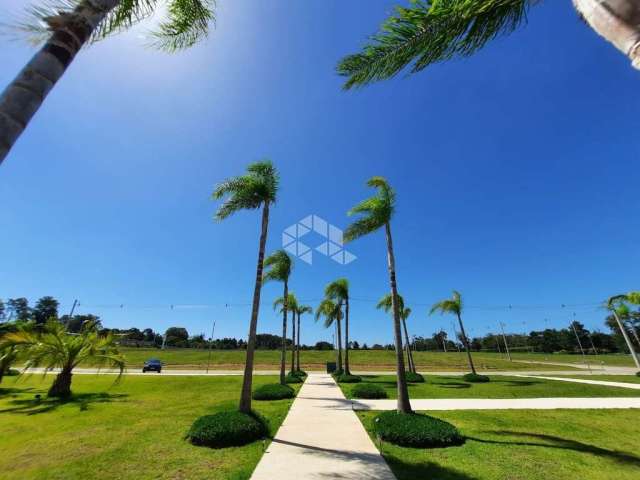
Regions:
[[571, 313, 591, 373], [499, 321, 512, 361], [206, 319, 217, 374]]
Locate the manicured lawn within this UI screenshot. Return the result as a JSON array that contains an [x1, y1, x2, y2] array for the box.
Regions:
[[115, 348, 580, 371], [0, 375, 299, 480], [507, 352, 637, 368], [555, 375, 640, 384], [340, 375, 640, 399], [358, 409, 640, 480]]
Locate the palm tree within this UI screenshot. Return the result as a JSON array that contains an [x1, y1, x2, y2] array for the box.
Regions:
[[430, 291, 477, 375], [316, 299, 343, 373], [325, 279, 352, 374], [0, 0, 216, 165], [376, 293, 416, 374], [344, 176, 411, 414], [607, 293, 640, 369], [264, 250, 293, 385], [212, 160, 279, 414], [274, 292, 298, 374], [337, 1, 640, 89], [0, 319, 124, 397], [295, 304, 313, 372]]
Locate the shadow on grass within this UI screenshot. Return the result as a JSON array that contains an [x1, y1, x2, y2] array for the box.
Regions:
[[490, 379, 542, 387], [0, 392, 128, 415], [384, 454, 479, 480], [469, 431, 640, 467], [0, 387, 35, 396]]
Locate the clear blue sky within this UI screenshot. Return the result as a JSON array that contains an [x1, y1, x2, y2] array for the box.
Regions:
[[1, 0, 638, 345]]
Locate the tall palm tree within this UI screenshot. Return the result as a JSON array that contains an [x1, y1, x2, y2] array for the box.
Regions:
[[0, 0, 216, 165], [0, 319, 124, 397], [316, 299, 343, 373], [295, 304, 313, 372], [274, 292, 298, 374], [212, 160, 279, 414], [325, 279, 352, 374], [376, 293, 416, 374], [264, 250, 293, 385], [344, 176, 411, 414], [607, 293, 640, 369], [337, 1, 640, 89], [430, 291, 477, 375]]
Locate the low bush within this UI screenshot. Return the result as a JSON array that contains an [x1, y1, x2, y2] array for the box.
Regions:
[[331, 369, 344, 377], [335, 374, 362, 383], [636, 371, 640, 377], [373, 411, 465, 448], [252, 383, 295, 400], [289, 370, 307, 378], [6, 368, 20, 376], [285, 374, 303, 384], [186, 411, 267, 448], [463, 373, 490, 383], [352, 383, 387, 399], [405, 372, 425, 383]]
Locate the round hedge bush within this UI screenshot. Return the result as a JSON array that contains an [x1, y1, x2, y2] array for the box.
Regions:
[[6, 368, 20, 376], [636, 371, 640, 377], [285, 374, 303, 384], [336, 374, 362, 383], [252, 383, 295, 401], [463, 373, 490, 383], [405, 372, 425, 383], [186, 411, 267, 448], [331, 369, 344, 377], [289, 370, 307, 378], [373, 411, 465, 448], [352, 383, 388, 399]]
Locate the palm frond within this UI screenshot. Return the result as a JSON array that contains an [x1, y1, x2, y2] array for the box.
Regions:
[[337, 0, 535, 89], [344, 176, 395, 243], [150, 0, 215, 52], [376, 293, 404, 313], [325, 278, 349, 302], [263, 250, 292, 283], [429, 291, 462, 316]]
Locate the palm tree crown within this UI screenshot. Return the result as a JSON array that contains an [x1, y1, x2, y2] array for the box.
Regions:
[[212, 160, 279, 220], [315, 299, 342, 328], [430, 290, 463, 317], [325, 278, 349, 303], [344, 176, 395, 243], [274, 293, 298, 314], [263, 250, 293, 284], [377, 293, 405, 313]]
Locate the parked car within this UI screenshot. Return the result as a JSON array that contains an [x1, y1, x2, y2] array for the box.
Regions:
[[142, 358, 162, 373]]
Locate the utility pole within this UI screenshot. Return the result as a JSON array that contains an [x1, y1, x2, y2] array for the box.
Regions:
[[206, 319, 217, 374], [571, 313, 591, 373], [499, 321, 512, 361], [69, 299, 78, 317], [586, 330, 603, 370], [610, 304, 640, 369]]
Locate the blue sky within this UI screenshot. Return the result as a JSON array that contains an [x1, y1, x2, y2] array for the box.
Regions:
[[1, 0, 639, 345]]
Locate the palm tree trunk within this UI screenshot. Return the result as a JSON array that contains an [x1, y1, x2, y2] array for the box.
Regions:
[[239, 202, 270, 413], [296, 312, 301, 371], [401, 317, 415, 373], [336, 308, 343, 373], [456, 313, 477, 375], [0, 0, 120, 164], [290, 310, 296, 373], [384, 222, 412, 414], [573, 0, 640, 69], [344, 298, 350, 374], [611, 309, 640, 369], [280, 282, 288, 385], [48, 365, 73, 398]]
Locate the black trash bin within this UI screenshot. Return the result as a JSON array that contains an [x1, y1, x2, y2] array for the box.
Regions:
[[326, 362, 336, 373]]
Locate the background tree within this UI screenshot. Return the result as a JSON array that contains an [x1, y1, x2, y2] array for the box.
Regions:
[[212, 160, 279, 414], [274, 291, 298, 375], [61, 314, 102, 333], [32, 296, 59, 325], [430, 291, 477, 375], [314, 341, 334, 351], [377, 293, 416, 374], [0, 299, 5, 321], [607, 293, 640, 368], [7, 298, 30, 321], [0, 0, 217, 164], [164, 327, 189, 347], [344, 176, 412, 414], [337, 0, 640, 89], [316, 299, 343, 372], [325, 279, 351, 374], [0, 319, 124, 397], [296, 304, 313, 372]]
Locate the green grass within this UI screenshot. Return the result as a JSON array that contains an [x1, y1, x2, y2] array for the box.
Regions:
[[359, 409, 640, 480], [114, 348, 583, 371], [554, 375, 640, 384], [341, 375, 640, 399], [0, 375, 300, 480], [507, 352, 637, 368]]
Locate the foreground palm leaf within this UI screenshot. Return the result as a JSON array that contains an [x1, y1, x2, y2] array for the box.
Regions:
[[0, 0, 216, 165], [338, 0, 640, 89], [212, 160, 279, 413]]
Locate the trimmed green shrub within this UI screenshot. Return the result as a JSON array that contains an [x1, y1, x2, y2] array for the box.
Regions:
[[463, 373, 490, 383], [285, 373, 303, 384], [335, 374, 362, 383], [405, 371, 425, 383], [289, 370, 307, 378], [186, 411, 267, 448], [636, 371, 640, 377], [373, 411, 465, 448], [331, 369, 344, 377], [252, 383, 295, 400], [6, 368, 20, 376], [352, 383, 387, 399]]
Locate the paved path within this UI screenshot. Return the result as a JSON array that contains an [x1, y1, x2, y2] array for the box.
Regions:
[[514, 374, 640, 390], [250, 374, 396, 480], [351, 397, 640, 411]]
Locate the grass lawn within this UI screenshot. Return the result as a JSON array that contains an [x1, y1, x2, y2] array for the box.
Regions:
[[358, 409, 640, 480], [115, 348, 581, 371], [0, 374, 300, 480], [340, 375, 640, 399], [507, 352, 637, 368], [554, 375, 640, 384]]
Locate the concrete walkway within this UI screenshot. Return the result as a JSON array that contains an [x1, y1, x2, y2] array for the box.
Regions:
[[351, 397, 640, 411], [251, 374, 396, 480], [514, 374, 640, 390]]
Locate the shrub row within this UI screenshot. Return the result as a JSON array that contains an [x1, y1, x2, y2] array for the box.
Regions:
[[252, 383, 295, 400], [335, 373, 362, 383], [405, 371, 425, 383], [463, 373, 490, 383], [352, 383, 387, 399], [373, 411, 465, 448], [187, 411, 267, 448], [285, 373, 303, 384]]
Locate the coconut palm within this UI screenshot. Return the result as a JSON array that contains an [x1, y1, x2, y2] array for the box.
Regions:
[[0, 319, 123, 397], [376, 293, 416, 374], [430, 291, 477, 375], [337, 0, 640, 89], [295, 304, 313, 372], [0, 0, 216, 165], [325, 279, 352, 374], [344, 176, 411, 413], [212, 160, 279, 414], [274, 292, 298, 374], [264, 250, 293, 385], [316, 299, 343, 373], [607, 293, 640, 369]]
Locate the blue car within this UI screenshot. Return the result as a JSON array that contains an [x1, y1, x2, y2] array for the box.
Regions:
[[142, 358, 162, 373]]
